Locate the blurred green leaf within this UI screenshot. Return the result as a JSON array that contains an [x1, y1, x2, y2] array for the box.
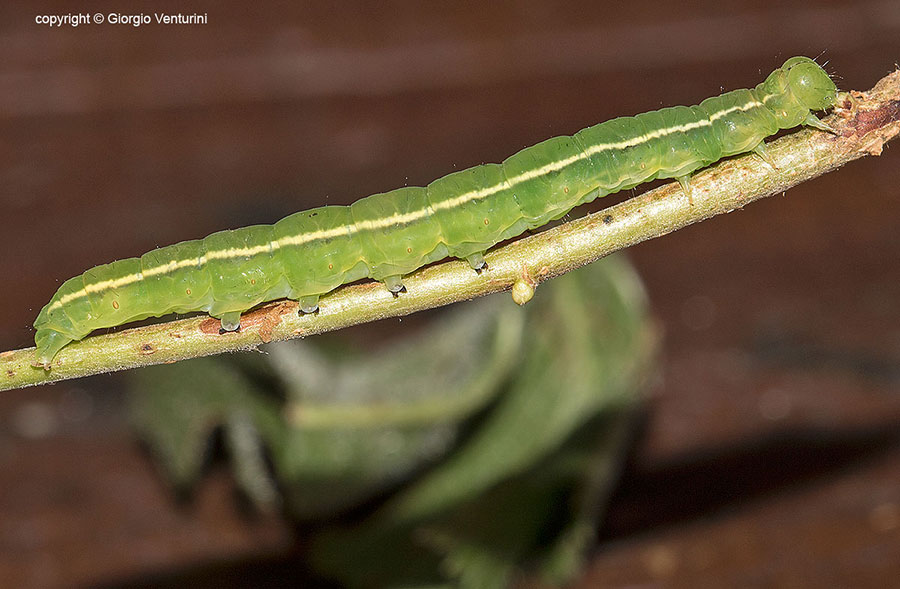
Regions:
[[130, 255, 657, 587]]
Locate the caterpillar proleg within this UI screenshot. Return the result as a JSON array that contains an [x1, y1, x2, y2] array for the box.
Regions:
[[33, 56, 837, 367]]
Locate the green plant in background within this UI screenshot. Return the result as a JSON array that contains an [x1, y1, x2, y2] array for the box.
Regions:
[[131, 255, 655, 588]]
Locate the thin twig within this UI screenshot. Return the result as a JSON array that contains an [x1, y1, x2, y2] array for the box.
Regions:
[[2, 69, 899, 392]]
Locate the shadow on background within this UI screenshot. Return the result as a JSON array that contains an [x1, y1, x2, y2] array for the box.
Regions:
[[96, 418, 900, 588], [600, 418, 900, 540]]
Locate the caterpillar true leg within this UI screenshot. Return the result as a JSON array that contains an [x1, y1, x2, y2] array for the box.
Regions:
[[752, 141, 777, 168], [803, 113, 838, 134], [676, 175, 693, 205]]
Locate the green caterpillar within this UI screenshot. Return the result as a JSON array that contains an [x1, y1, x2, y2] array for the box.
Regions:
[[33, 56, 837, 367]]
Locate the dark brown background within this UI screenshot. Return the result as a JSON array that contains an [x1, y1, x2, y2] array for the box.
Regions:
[[1, 1, 898, 586]]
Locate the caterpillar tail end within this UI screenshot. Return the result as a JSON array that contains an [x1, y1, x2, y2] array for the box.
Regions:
[[34, 329, 73, 369]]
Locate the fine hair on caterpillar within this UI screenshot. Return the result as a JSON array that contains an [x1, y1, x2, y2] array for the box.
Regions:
[[32, 56, 837, 368]]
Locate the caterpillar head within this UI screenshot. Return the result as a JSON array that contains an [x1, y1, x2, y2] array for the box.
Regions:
[[758, 56, 837, 128], [782, 56, 837, 112]]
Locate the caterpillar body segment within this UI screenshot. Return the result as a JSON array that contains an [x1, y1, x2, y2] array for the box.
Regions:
[[33, 57, 837, 367]]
